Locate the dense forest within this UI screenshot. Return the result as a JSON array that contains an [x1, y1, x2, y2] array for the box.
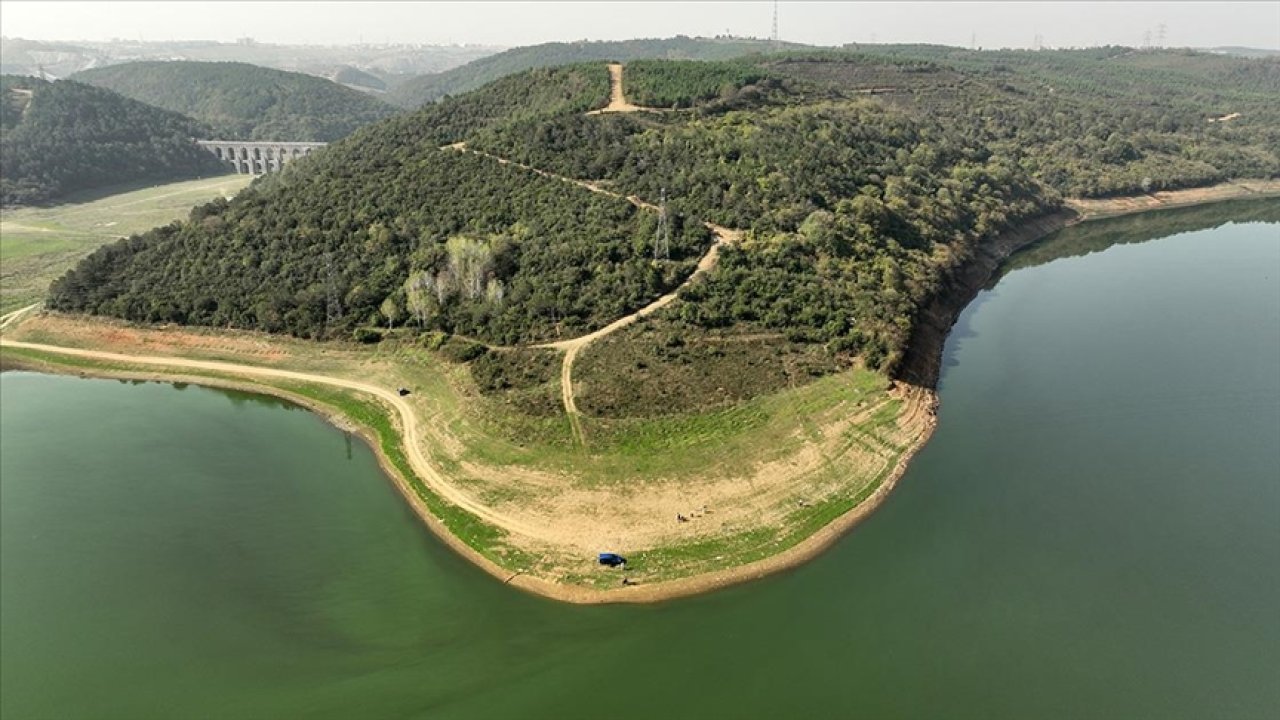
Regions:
[[1, 75, 226, 206], [72, 61, 398, 141], [414, 64, 610, 146], [48, 69, 706, 343], [767, 47, 1280, 196], [386, 36, 806, 108], [50, 48, 1280, 380], [623, 59, 770, 108]]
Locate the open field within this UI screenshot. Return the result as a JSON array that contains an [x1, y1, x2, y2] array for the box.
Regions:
[[0, 174, 254, 314]]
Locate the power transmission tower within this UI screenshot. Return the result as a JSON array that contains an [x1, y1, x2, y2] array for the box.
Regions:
[[1143, 29, 1153, 49], [654, 188, 670, 261], [771, 0, 780, 51], [1156, 23, 1167, 48]]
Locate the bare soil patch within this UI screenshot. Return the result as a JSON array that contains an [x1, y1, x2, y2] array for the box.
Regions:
[[586, 63, 660, 115], [1066, 179, 1280, 219]]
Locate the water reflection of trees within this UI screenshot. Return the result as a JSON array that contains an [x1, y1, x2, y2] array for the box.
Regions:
[[993, 198, 1280, 285], [212, 386, 297, 412]]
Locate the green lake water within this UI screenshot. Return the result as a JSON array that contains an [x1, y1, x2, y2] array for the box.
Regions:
[[2, 201, 1278, 718]]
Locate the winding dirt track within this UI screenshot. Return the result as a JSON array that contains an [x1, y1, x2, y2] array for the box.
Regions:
[[443, 141, 744, 443], [0, 304, 39, 329], [534, 223, 740, 445], [0, 333, 558, 544]]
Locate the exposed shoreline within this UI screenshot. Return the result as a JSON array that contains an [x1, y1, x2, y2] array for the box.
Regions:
[[3, 179, 1276, 604], [896, 179, 1280, 388]]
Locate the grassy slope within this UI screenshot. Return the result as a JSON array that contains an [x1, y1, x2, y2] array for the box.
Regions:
[[0, 175, 253, 313]]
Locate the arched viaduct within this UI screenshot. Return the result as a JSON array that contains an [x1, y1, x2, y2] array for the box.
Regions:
[[196, 140, 327, 174]]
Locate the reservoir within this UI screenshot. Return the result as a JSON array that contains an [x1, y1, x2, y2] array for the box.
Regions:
[[2, 201, 1278, 718]]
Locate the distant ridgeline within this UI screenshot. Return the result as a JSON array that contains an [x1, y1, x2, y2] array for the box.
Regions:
[[72, 61, 399, 142], [1, 75, 226, 206], [386, 36, 806, 108], [51, 48, 1280, 382]]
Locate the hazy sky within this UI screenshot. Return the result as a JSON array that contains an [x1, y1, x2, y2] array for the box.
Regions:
[[2, 1, 1277, 50]]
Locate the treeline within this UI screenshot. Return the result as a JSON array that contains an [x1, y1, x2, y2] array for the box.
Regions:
[[72, 61, 397, 141], [1, 75, 225, 206]]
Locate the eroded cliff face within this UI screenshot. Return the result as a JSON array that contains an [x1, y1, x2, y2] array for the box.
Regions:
[[895, 210, 1079, 389]]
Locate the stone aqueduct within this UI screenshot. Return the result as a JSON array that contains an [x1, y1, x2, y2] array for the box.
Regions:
[[196, 140, 327, 174]]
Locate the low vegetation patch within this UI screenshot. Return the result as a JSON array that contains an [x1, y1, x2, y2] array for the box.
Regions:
[[467, 346, 562, 418], [574, 314, 846, 417]]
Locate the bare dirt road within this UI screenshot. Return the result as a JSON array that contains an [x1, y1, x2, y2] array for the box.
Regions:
[[534, 222, 741, 444], [0, 304, 39, 329], [586, 63, 655, 115], [442, 142, 745, 439]]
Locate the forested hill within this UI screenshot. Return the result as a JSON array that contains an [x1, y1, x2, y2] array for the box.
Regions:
[[49, 65, 708, 346], [1, 75, 225, 206], [50, 49, 1280, 379], [72, 61, 398, 141], [386, 36, 806, 108]]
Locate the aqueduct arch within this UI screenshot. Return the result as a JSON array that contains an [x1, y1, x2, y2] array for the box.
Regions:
[[196, 140, 328, 174]]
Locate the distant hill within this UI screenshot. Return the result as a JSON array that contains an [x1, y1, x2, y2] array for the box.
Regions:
[[72, 61, 399, 141], [0, 37, 499, 85], [1206, 46, 1280, 59], [386, 36, 809, 108], [331, 65, 387, 93], [0, 38, 108, 79], [1, 75, 225, 206]]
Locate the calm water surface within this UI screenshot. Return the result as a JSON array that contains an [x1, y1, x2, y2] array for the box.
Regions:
[[3, 202, 1278, 718]]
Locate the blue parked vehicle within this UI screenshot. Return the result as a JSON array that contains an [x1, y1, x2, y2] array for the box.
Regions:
[[598, 552, 627, 567]]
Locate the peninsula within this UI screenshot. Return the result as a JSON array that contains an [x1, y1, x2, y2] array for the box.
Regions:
[[5, 46, 1278, 602]]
